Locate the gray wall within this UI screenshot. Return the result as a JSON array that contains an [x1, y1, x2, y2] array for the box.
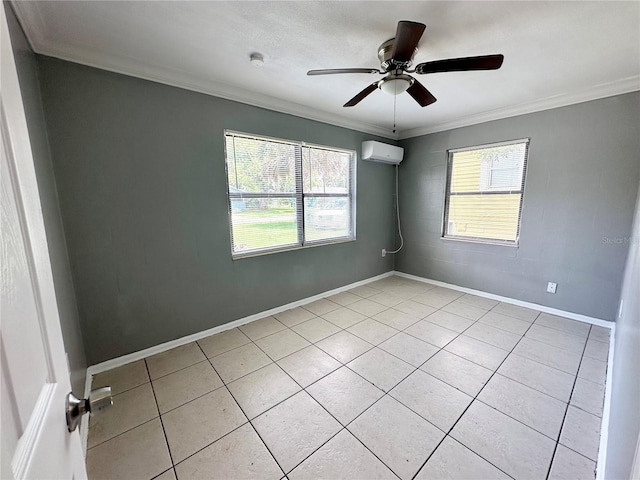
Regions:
[[5, 5, 87, 394], [36, 57, 396, 364], [397, 93, 640, 321], [606, 178, 640, 479]]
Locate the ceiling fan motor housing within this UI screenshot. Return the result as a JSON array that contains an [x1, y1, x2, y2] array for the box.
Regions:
[[378, 38, 417, 71]]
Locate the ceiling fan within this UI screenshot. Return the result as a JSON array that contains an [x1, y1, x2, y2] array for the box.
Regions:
[[307, 21, 504, 108]]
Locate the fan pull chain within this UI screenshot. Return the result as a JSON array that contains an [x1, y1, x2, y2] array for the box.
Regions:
[[392, 81, 397, 134]]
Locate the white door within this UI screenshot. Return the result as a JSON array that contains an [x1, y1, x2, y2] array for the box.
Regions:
[[1, 5, 87, 479]]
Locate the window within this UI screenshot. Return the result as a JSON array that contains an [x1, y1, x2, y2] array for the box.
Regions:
[[443, 139, 529, 245], [224, 131, 355, 257]]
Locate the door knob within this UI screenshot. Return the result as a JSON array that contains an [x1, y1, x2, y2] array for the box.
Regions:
[[66, 387, 113, 432]]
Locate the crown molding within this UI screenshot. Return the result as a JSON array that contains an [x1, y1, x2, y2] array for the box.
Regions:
[[34, 35, 640, 143], [9, 1, 46, 50], [11, 1, 638, 142], [399, 76, 640, 139], [12, 2, 395, 140], [40, 44, 398, 140]]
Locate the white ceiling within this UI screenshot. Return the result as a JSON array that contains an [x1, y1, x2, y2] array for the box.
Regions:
[[13, 1, 640, 139]]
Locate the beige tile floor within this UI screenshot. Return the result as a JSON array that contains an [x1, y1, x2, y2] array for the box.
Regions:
[[86, 276, 609, 480]]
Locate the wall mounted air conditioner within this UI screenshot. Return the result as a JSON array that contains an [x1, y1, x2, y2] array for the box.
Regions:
[[361, 141, 404, 165]]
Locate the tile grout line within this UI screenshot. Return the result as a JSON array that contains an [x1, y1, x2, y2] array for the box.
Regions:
[[384, 356, 571, 448], [239, 303, 405, 477], [161, 364, 272, 479], [357, 303, 517, 478], [316, 304, 587, 389], [87, 311, 589, 465], [168, 415, 258, 473], [229, 326, 401, 478], [272, 349, 405, 477], [201, 294, 566, 416], [423, 309, 592, 379], [82, 282, 556, 474], [86, 372, 171, 452], [86, 416, 159, 451], [544, 324, 595, 480], [143, 359, 176, 470], [146, 357, 214, 383], [454, 311, 595, 397], [90, 280, 597, 479], [391, 316, 598, 445], [199, 306, 376, 405], [153, 382, 224, 417], [408, 312, 544, 480], [220, 285, 484, 381], [221, 283, 427, 476], [387, 308, 584, 409], [302, 297, 513, 480], [197, 333, 289, 477], [418, 344, 571, 404], [470, 308, 606, 454], [215, 293, 552, 455], [471, 387, 568, 443], [149, 466, 174, 480]]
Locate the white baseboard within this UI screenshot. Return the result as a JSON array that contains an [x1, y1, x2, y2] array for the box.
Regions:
[[596, 322, 616, 479], [393, 271, 614, 328], [86, 271, 394, 378]]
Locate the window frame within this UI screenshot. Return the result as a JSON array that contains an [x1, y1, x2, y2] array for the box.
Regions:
[[442, 138, 529, 247], [224, 130, 357, 259]]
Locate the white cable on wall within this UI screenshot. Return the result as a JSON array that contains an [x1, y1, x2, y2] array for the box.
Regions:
[[387, 164, 404, 254]]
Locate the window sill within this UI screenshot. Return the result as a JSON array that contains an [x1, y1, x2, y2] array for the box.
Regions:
[[441, 235, 519, 248], [231, 236, 357, 260]]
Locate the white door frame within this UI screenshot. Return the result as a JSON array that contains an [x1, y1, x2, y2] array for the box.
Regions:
[[1, 4, 87, 478]]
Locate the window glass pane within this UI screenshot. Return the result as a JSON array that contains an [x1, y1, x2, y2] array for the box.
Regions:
[[446, 193, 521, 242], [303, 147, 351, 194], [304, 196, 350, 242], [230, 198, 297, 253], [445, 140, 528, 244], [486, 144, 525, 190], [450, 150, 483, 193], [225, 131, 355, 257], [451, 143, 525, 193], [226, 135, 296, 193], [490, 165, 521, 188]]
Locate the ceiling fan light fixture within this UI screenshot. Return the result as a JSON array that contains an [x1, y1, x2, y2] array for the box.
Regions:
[[379, 76, 412, 96]]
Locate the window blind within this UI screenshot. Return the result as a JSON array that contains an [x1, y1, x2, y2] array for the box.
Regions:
[[224, 131, 355, 257], [443, 139, 529, 244]]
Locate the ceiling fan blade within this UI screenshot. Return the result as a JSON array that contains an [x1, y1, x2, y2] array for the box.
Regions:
[[406, 79, 437, 107], [391, 21, 426, 63], [344, 82, 379, 107], [415, 54, 504, 74], [307, 68, 382, 76]]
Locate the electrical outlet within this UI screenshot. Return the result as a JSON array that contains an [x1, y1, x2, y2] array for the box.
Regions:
[[546, 282, 557, 294], [382, 249, 387, 257]]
